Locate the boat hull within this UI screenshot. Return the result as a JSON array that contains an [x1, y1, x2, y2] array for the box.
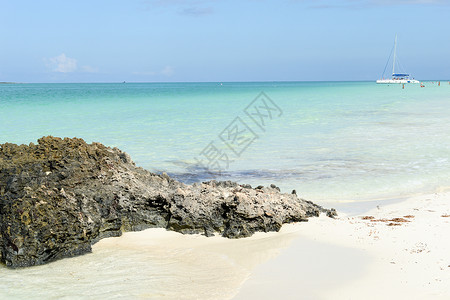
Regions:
[[376, 79, 420, 84]]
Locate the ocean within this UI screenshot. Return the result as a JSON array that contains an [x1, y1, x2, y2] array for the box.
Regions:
[[1, 81, 450, 298], [1, 81, 450, 203]]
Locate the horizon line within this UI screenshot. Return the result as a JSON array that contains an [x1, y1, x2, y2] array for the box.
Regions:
[[2, 79, 449, 84]]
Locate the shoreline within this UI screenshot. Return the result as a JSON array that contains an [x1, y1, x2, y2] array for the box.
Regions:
[[317, 184, 450, 216]]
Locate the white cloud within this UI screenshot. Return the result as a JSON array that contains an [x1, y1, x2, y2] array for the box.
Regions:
[[161, 66, 174, 76], [181, 6, 213, 15], [47, 54, 77, 73]]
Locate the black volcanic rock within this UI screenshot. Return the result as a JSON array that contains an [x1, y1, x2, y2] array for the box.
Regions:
[[0, 136, 336, 268]]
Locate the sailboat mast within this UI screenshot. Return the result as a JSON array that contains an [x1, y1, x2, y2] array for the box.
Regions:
[[392, 35, 397, 76]]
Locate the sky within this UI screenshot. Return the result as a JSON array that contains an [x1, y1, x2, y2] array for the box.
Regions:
[[1, 0, 449, 82]]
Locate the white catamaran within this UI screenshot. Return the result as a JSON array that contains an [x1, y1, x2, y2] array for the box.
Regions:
[[376, 35, 419, 84]]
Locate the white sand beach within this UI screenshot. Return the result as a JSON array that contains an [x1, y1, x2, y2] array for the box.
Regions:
[[235, 191, 450, 299]]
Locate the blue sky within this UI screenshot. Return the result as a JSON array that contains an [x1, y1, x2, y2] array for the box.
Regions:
[[1, 0, 449, 82]]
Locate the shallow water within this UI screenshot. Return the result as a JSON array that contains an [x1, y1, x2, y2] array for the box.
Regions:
[[1, 81, 450, 203], [0, 228, 300, 299]]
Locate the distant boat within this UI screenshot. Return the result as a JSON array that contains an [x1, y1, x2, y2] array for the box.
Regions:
[[376, 35, 419, 84]]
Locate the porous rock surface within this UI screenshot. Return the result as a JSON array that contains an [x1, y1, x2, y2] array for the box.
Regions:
[[0, 136, 335, 268]]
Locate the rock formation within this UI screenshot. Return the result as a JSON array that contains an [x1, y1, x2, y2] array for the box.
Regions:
[[0, 136, 335, 268]]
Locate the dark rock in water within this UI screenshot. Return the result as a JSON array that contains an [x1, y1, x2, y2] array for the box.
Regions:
[[270, 184, 280, 191], [0, 136, 335, 268]]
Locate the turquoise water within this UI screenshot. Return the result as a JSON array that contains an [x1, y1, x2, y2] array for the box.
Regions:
[[1, 81, 450, 203]]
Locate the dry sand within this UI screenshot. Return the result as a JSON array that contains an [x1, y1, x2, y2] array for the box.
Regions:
[[234, 191, 450, 299]]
